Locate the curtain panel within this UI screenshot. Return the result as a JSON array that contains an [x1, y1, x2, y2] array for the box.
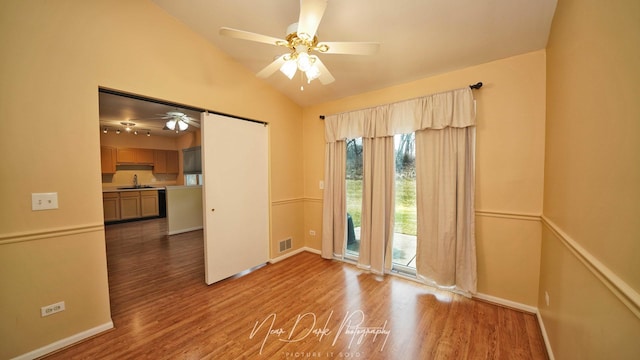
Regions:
[[322, 87, 477, 293]]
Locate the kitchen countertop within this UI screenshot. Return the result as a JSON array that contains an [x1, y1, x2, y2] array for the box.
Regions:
[[102, 186, 166, 193]]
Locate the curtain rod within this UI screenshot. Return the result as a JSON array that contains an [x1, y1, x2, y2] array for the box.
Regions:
[[318, 82, 483, 120]]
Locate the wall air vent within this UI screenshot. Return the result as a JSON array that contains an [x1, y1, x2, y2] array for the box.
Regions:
[[279, 237, 292, 253]]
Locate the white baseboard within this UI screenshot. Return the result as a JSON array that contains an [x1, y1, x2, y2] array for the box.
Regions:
[[473, 292, 538, 314], [167, 226, 203, 236], [536, 310, 555, 360], [269, 247, 320, 263], [303, 247, 321, 255], [12, 321, 113, 360]]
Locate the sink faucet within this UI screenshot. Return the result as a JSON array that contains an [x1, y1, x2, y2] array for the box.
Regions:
[[133, 174, 138, 187]]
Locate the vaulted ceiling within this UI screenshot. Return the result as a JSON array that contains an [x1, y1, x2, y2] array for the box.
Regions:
[[151, 0, 557, 106]]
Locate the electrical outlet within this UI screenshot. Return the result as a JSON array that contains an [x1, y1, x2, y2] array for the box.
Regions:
[[32, 192, 59, 211], [544, 291, 550, 307], [309, 230, 316, 236], [41, 301, 65, 317]]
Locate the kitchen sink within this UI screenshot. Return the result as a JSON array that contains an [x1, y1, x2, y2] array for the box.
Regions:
[[117, 185, 156, 190]]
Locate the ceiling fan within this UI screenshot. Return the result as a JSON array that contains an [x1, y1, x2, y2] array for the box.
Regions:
[[159, 111, 200, 132], [219, 0, 380, 86], [130, 111, 200, 133]]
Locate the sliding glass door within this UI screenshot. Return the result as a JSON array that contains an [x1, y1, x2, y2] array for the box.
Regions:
[[392, 133, 417, 273], [345, 137, 363, 260]]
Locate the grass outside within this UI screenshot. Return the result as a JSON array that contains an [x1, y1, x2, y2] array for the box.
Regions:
[[346, 178, 416, 236]]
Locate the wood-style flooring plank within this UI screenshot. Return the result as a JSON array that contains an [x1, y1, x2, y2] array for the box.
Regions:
[[41, 219, 547, 360]]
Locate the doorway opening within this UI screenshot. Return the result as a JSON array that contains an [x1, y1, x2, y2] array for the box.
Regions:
[[98, 88, 206, 319]]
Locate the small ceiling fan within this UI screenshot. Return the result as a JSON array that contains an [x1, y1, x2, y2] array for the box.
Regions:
[[132, 111, 200, 133], [219, 0, 380, 85], [159, 111, 200, 132]]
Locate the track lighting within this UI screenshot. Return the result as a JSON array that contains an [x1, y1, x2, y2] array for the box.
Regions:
[[101, 125, 151, 136]]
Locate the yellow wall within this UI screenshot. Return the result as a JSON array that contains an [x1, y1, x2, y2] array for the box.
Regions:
[[166, 186, 203, 235], [303, 50, 547, 306], [541, 0, 640, 358], [0, 0, 302, 358], [5, 0, 639, 358]]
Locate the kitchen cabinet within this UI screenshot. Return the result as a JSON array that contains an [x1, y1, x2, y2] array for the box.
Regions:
[[103, 189, 160, 223], [100, 146, 117, 174], [141, 190, 159, 217], [166, 150, 179, 173], [137, 149, 155, 164], [153, 150, 167, 173], [116, 148, 136, 163], [153, 150, 179, 174], [102, 192, 120, 221], [117, 148, 155, 165], [120, 191, 141, 219]]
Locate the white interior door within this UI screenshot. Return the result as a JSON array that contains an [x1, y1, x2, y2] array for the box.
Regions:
[[201, 112, 269, 285]]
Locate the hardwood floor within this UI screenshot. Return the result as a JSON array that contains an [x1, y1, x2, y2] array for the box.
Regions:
[[42, 218, 548, 359]]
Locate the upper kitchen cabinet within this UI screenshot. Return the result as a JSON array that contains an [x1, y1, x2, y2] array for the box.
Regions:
[[154, 150, 167, 173], [167, 150, 179, 173], [100, 146, 117, 174], [117, 148, 155, 165], [154, 150, 179, 174]]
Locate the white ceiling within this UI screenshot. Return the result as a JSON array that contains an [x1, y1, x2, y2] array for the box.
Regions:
[[151, 0, 557, 107]]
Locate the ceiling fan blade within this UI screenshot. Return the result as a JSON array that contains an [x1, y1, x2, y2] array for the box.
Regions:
[[256, 55, 287, 79], [313, 57, 335, 85], [219, 27, 285, 46], [297, 0, 327, 40], [185, 118, 200, 128], [319, 42, 381, 55]]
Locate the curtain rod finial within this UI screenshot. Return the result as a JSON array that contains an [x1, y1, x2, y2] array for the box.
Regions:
[[469, 82, 483, 89], [319, 115, 325, 120]]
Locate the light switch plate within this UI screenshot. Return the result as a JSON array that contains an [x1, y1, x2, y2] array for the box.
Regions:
[[32, 192, 59, 211]]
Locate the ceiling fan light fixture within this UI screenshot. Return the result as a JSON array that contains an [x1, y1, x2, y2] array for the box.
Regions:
[[177, 119, 189, 131], [220, 1, 380, 88], [166, 119, 177, 130], [280, 59, 297, 79], [305, 63, 320, 83], [297, 51, 312, 72]]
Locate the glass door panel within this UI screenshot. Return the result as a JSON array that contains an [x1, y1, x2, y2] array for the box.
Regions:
[[392, 133, 417, 271], [345, 137, 363, 259]]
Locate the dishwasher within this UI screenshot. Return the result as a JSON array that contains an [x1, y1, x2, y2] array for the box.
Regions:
[[158, 189, 167, 218]]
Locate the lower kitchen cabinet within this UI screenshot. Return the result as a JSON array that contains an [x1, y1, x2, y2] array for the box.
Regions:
[[141, 190, 159, 217], [103, 189, 160, 223], [102, 192, 120, 222], [120, 191, 141, 220]]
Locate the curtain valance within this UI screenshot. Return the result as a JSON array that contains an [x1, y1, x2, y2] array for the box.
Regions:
[[325, 87, 475, 143]]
